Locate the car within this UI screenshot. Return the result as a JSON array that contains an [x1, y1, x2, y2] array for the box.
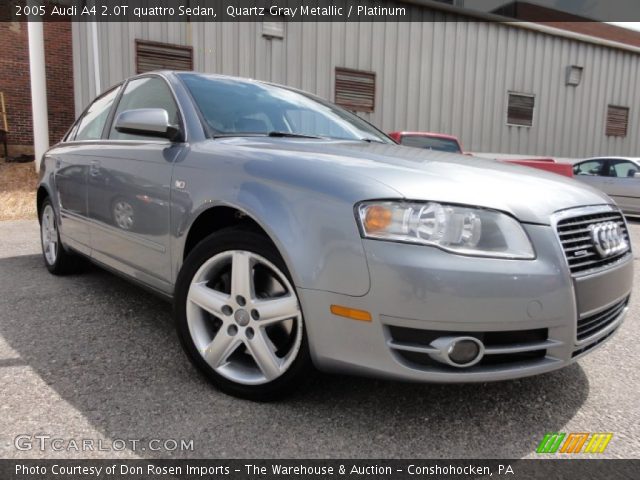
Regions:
[[388, 131, 464, 153], [37, 71, 633, 400], [572, 157, 640, 215], [500, 157, 574, 178], [390, 131, 573, 177]]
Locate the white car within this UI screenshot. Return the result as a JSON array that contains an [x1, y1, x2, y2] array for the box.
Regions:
[[573, 157, 640, 215]]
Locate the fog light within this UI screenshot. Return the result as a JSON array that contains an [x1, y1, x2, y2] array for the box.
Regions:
[[448, 339, 481, 366], [429, 336, 484, 368]]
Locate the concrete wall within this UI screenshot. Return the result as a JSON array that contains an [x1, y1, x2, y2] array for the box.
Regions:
[[72, 15, 640, 158]]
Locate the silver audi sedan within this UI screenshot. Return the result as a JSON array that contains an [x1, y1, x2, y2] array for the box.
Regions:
[[37, 72, 633, 399]]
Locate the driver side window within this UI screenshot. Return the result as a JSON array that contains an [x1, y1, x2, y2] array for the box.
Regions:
[[109, 77, 179, 140], [574, 160, 605, 176]]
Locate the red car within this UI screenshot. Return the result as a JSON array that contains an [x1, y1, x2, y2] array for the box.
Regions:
[[389, 131, 572, 178], [388, 131, 464, 154]]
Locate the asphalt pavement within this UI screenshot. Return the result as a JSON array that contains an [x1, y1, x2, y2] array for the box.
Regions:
[[0, 219, 638, 459]]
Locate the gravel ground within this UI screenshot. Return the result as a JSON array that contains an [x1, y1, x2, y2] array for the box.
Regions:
[[0, 162, 38, 221], [0, 219, 638, 459]]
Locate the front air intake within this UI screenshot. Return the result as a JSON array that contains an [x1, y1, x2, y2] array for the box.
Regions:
[[577, 296, 628, 342]]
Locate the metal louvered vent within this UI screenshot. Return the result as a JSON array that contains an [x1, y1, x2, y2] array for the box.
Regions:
[[262, 17, 285, 38], [556, 210, 630, 275], [335, 68, 375, 113], [606, 105, 629, 137], [136, 40, 193, 74], [507, 93, 535, 127]]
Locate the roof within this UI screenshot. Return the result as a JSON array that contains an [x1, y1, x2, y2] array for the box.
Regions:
[[405, 0, 640, 54], [581, 157, 640, 162], [491, 1, 640, 48]]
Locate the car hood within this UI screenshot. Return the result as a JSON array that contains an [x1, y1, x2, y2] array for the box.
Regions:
[[206, 137, 612, 225]]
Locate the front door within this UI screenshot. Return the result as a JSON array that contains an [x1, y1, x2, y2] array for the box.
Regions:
[[573, 159, 610, 193], [604, 159, 640, 215], [87, 76, 183, 292]]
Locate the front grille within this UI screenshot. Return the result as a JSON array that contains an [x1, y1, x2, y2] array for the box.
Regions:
[[387, 326, 549, 371], [577, 296, 628, 341], [556, 210, 630, 275]]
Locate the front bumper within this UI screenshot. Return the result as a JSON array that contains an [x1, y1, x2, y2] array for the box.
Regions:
[[299, 222, 633, 382]]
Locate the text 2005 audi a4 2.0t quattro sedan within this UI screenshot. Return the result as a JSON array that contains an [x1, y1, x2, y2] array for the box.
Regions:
[[37, 72, 633, 399]]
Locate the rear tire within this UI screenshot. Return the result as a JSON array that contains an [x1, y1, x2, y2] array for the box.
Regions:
[[174, 227, 312, 401], [39, 198, 83, 275]]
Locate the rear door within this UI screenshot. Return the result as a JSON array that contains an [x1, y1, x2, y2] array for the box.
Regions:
[[604, 159, 640, 214], [53, 86, 121, 255], [86, 76, 184, 292]]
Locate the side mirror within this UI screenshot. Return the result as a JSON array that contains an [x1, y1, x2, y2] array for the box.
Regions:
[[114, 108, 182, 141]]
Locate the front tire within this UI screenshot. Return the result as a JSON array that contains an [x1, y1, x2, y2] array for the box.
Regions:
[[39, 198, 82, 275], [174, 228, 311, 400]]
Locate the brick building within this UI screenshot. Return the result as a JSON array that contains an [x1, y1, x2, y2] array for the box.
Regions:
[[0, 21, 74, 158]]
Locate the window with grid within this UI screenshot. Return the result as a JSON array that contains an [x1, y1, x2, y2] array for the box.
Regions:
[[334, 68, 376, 113], [135, 40, 193, 74], [507, 93, 535, 127], [606, 105, 629, 137]]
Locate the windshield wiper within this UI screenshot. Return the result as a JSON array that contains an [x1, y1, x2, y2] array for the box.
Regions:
[[267, 131, 322, 139], [212, 131, 322, 140]]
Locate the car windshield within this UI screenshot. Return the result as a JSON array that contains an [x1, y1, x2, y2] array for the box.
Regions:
[[400, 135, 462, 153], [178, 73, 391, 143]]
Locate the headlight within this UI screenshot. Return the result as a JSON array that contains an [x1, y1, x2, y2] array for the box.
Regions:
[[357, 201, 535, 259]]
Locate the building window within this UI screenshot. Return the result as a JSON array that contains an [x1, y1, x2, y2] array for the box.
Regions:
[[606, 105, 629, 137], [135, 40, 193, 74], [507, 92, 535, 127], [335, 68, 376, 113]]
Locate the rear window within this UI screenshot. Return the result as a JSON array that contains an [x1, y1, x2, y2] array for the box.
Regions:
[[400, 135, 461, 153]]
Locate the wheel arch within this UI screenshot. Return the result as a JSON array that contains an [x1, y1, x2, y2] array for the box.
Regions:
[[174, 173, 373, 297], [179, 204, 299, 286], [36, 185, 52, 222]]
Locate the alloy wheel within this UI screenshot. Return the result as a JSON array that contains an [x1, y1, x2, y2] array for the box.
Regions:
[[113, 200, 135, 230], [186, 250, 303, 385], [41, 204, 58, 265]]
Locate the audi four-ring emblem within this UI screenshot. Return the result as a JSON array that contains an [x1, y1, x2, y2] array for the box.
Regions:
[[589, 221, 628, 258]]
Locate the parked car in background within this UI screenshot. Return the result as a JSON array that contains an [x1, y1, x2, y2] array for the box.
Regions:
[[503, 158, 574, 178], [390, 130, 573, 177], [573, 157, 640, 215], [37, 72, 632, 400], [388, 131, 464, 153]]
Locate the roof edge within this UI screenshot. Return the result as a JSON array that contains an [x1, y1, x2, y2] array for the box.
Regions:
[[401, 0, 640, 55]]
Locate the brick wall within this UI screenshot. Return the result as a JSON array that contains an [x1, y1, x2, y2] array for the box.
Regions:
[[0, 21, 75, 156]]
